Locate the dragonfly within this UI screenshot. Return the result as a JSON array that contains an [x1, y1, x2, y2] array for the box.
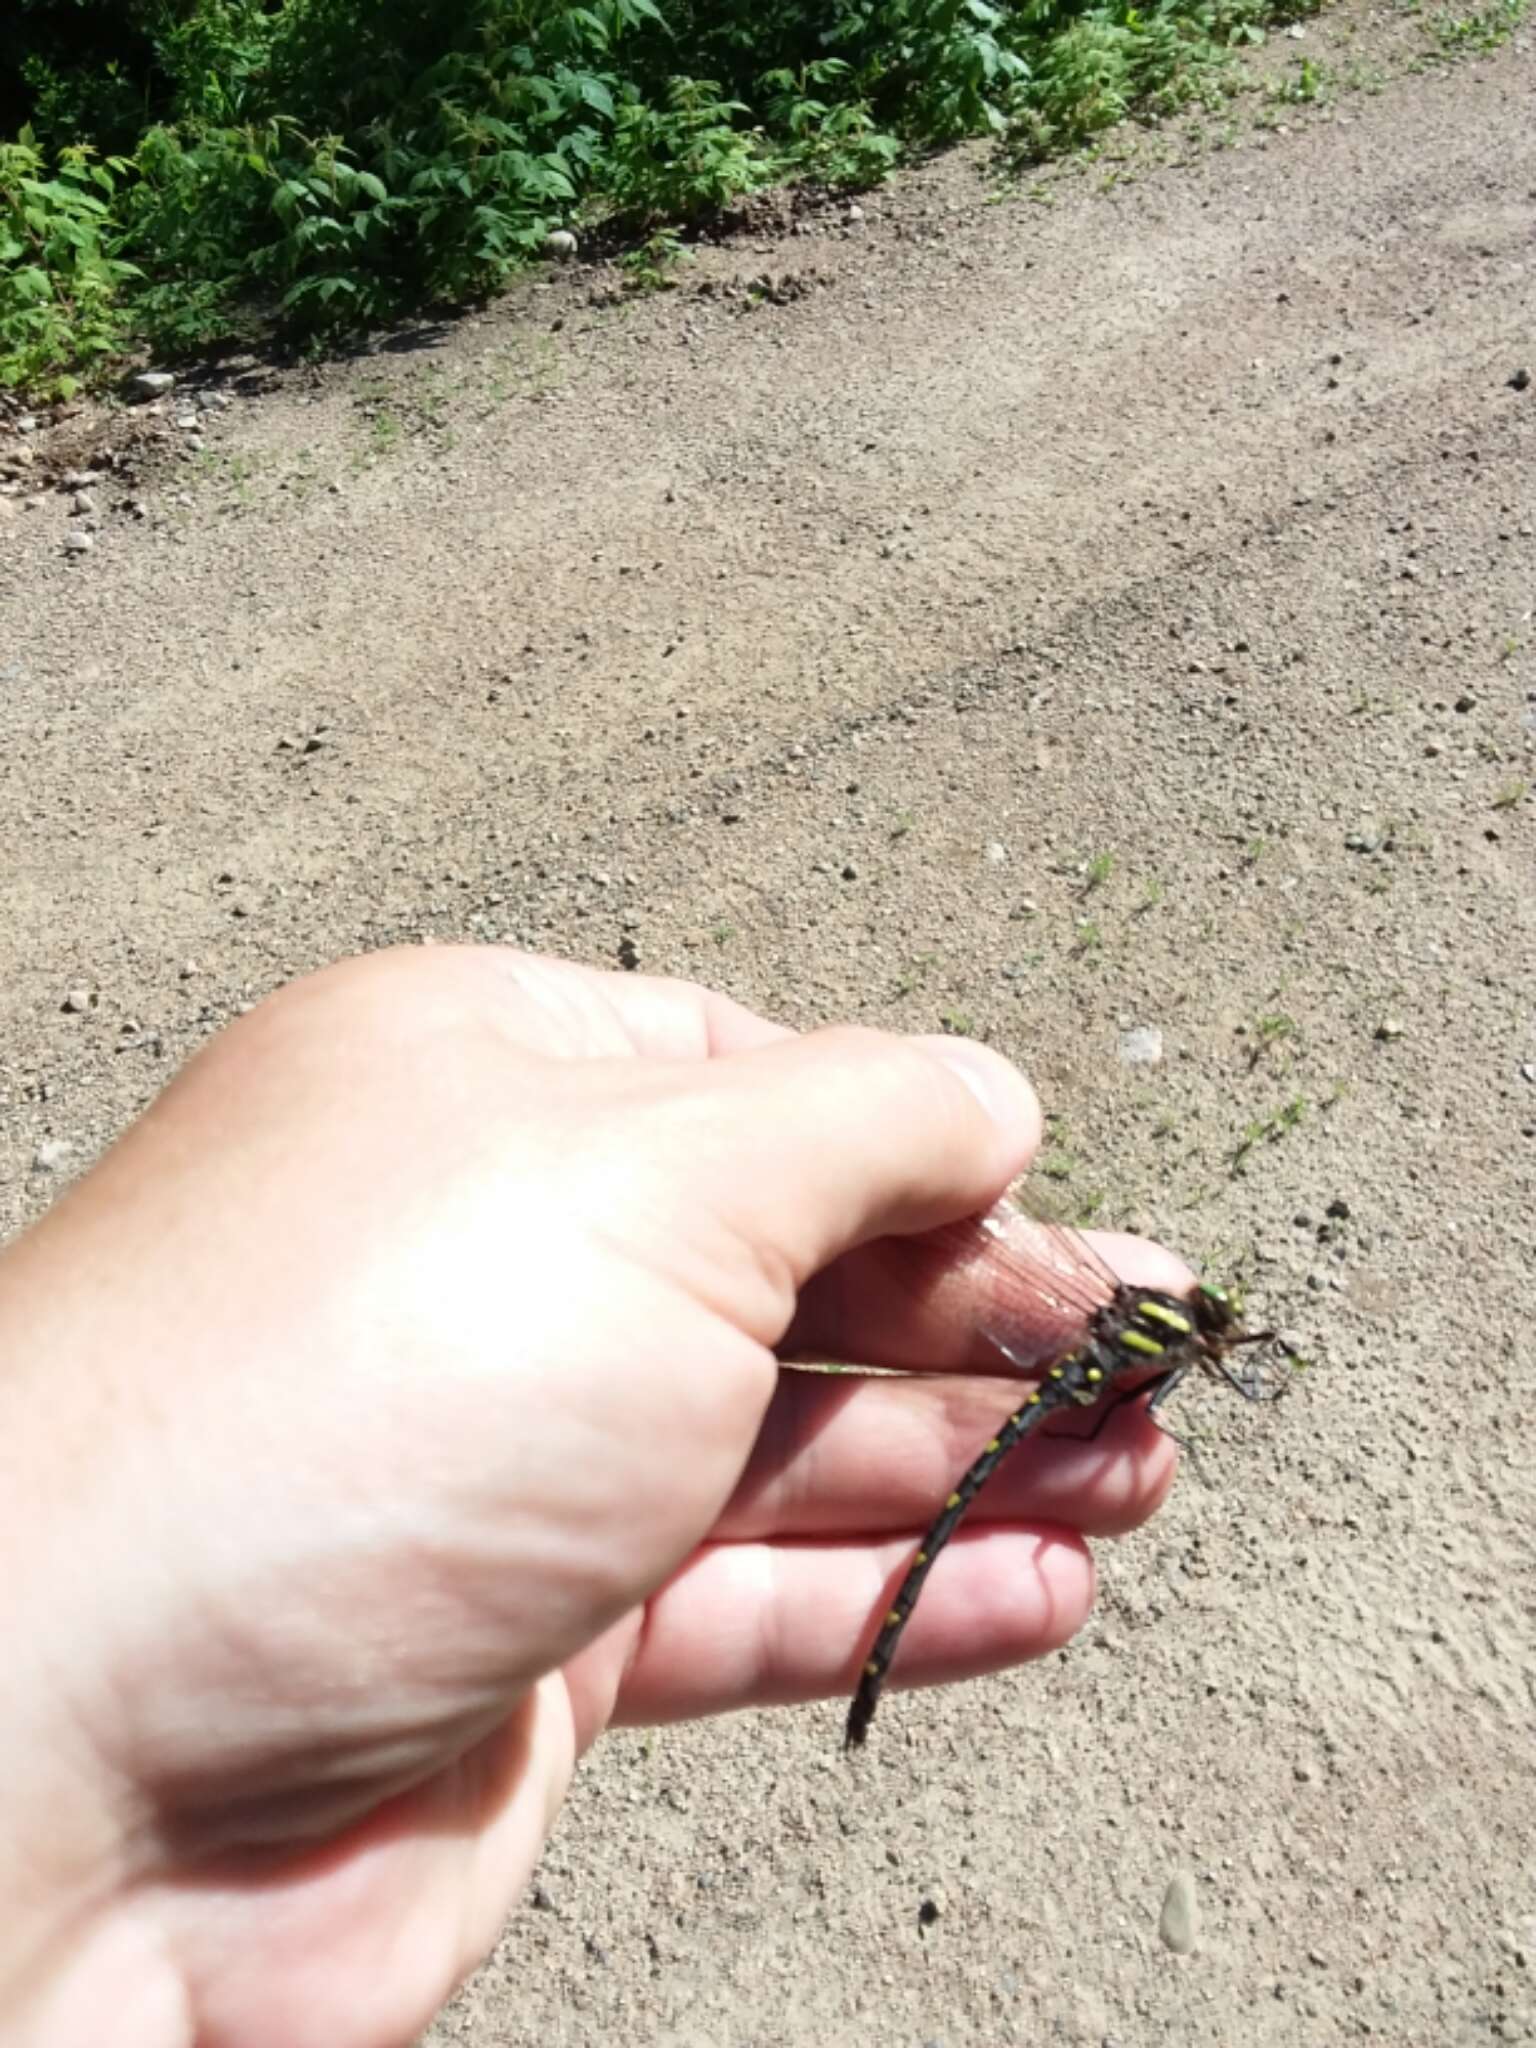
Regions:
[[844, 1189, 1286, 1750]]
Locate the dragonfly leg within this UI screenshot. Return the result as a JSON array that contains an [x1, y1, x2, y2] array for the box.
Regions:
[[1140, 1364, 1213, 1483], [1210, 1332, 1285, 1403], [1043, 1366, 1186, 1448]]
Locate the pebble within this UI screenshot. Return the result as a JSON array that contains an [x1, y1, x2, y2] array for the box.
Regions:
[[1159, 1870, 1201, 1954], [71, 491, 95, 515], [984, 840, 1007, 864], [1520, 1063, 1536, 1085], [544, 229, 578, 260], [1374, 1017, 1405, 1041], [127, 370, 176, 400], [60, 987, 95, 1014], [1510, 368, 1531, 392], [1119, 1025, 1164, 1066], [61, 469, 101, 490], [32, 1138, 75, 1173], [62, 527, 94, 554]]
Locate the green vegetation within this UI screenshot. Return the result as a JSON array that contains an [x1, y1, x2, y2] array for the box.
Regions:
[[1427, 0, 1528, 54], [4, 0, 1326, 394], [1081, 847, 1117, 893], [1230, 1092, 1308, 1173]]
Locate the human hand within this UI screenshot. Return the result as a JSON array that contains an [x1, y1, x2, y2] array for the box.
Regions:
[[0, 948, 1182, 2047]]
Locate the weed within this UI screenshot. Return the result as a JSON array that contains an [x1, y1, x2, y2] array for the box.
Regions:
[[1230, 1094, 1308, 1174], [1082, 848, 1116, 894], [1429, 0, 1529, 54], [620, 227, 686, 291], [1492, 778, 1529, 811], [368, 408, 402, 458], [1247, 1011, 1299, 1066], [1267, 56, 1336, 105], [894, 951, 938, 998], [938, 1007, 975, 1036]]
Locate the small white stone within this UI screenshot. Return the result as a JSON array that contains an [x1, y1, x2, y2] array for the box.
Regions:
[[1159, 1870, 1200, 1954], [62, 527, 95, 554], [127, 370, 176, 400], [544, 229, 578, 260], [1119, 1025, 1165, 1066]]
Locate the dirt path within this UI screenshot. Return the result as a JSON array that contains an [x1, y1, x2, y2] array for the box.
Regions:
[[2, 16, 1534, 2045]]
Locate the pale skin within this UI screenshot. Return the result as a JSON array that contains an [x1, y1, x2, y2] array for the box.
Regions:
[[0, 948, 1186, 2048]]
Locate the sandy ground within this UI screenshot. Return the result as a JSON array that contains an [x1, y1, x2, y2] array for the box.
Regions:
[[2, 10, 1534, 2043]]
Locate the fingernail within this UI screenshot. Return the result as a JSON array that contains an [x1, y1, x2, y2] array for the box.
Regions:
[[913, 1035, 1038, 1146]]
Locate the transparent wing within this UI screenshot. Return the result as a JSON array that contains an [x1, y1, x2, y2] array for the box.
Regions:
[[905, 1180, 1123, 1374]]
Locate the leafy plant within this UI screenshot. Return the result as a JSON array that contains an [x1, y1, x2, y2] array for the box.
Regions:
[[605, 77, 764, 222], [1429, 0, 1528, 53], [0, 134, 138, 394], [619, 224, 687, 288], [2, 0, 1384, 391]]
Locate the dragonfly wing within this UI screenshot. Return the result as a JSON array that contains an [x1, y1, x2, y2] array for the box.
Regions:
[[914, 1184, 1121, 1372]]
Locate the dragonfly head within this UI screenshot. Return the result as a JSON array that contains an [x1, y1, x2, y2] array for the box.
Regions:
[[1192, 1278, 1244, 1334]]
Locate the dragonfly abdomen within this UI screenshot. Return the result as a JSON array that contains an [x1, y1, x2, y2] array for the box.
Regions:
[[844, 1371, 1086, 1749]]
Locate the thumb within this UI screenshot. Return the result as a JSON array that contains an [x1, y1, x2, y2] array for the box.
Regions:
[[648, 1025, 1040, 1292]]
